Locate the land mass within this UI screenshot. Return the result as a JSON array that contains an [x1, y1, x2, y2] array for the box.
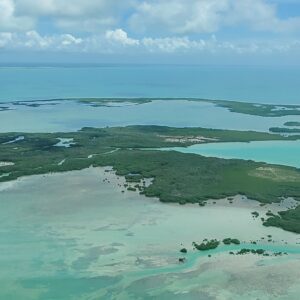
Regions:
[[206, 100, 300, 117], [81, 98, 300, 117], [264, 205, 300, 234], [1, 125, 300, 233]]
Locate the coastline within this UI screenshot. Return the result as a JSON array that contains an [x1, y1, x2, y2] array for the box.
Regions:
[[0, 167, 299, 299], [2, 98, 300, 133]]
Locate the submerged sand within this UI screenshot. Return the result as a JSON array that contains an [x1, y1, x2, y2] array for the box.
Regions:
[[0, 167, 299, 299]]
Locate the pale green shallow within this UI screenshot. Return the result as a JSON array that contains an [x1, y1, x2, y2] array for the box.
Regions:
[[2, 99, 300, 133], [160, 140, 300, 169], [0, 167, 299, 300]]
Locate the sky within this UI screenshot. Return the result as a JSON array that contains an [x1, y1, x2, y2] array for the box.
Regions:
[[1, 0, 300, 64]]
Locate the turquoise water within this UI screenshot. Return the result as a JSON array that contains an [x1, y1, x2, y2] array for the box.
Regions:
[[1, 64, 300, 299], [1, 65, 300, 104], [0, 168, 299, 299], [161, 140, 300, 168], [2, 99, 300, 133]]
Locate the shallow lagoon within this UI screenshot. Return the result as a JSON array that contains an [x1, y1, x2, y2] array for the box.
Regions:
[[0, 167, 299, 299], [160, 140, 300, 169], [1, 99, 300, 133]]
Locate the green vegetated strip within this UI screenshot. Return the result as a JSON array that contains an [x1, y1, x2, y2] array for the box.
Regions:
[[207, 100, 300, 117], [0, 106, 11, 111], [98, 150, 300, 204], [269, 127, 300, 134], [76, 98, 152, 107], [182, 238, 286, 258], [264, 205, 300, 234], [6, 97, 300, 117], [284, 122, 300, 127], [78, 98, 300, 117], [0, 125, 300, 233]]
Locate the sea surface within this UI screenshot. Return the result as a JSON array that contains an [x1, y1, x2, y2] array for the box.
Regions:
[[0, 64, 300, 104]]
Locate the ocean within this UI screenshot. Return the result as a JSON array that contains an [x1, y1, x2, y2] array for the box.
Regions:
[[1, 64, 300, 104]]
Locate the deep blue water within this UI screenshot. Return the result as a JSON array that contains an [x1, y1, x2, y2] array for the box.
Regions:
[[1, 64, 300, 104]]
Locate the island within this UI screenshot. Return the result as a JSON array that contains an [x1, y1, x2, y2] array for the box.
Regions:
[[5, 97, 300, 118], [0, 125, 299, 233]]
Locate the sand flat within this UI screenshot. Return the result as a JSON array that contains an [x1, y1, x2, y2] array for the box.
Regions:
[[0, 167, 299, 299]]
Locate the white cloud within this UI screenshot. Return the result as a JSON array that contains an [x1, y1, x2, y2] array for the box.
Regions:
[[142, 37, 206, 52], [0, 0, 34, 31], [0, 30, 83, 50], [1, 29, 300, 57], [11, 0, 132, 32], [129, 0, 300, 34], [60, 34, 83, 46], [1, 0, 300, 35], [105, 29, 139, 46], [14, 0, 123, 17], [225, 0, 300, 33], [0, 0, 299, 63], [0, 32, 13, 47], [130, 0, 229, 34], [24, 30, 51, 49], [23, 31, 83, 50]]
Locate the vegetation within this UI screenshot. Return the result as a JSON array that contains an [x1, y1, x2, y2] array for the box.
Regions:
[[77, 98, 152, 107], [269, 127, 300, 134], [0, 125, 300, 233], [125, 174, 143, 182], [8, 97, 300, 118], [0, 106, 10, 112], [8, 98, 152, 108], [76, 98, 300, 118], [264, 205, 300, 233], [90, 97, 297, 117], [236, 248, 265, 255], [206, 100, 300, 117], [284, 122, 300, 127], [193, 239, 220, 251], [223, 238, 241, 245], [127, 187, 137, 192], [266, 211, 276, 217]]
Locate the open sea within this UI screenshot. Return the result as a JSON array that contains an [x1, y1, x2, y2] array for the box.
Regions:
[[1, 64, 300, 104]]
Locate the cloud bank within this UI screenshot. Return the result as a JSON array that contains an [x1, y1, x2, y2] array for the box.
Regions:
[[0, 0, 300, 57]]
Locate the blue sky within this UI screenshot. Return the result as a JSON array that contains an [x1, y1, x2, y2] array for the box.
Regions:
[[1, 0, 300, 64]]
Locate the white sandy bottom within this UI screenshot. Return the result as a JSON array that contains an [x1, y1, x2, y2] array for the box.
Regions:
[[0, 167, 299, 300]]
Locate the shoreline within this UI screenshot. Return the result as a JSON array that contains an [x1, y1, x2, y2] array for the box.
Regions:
[[1, 166, 299, 299], [1, 166, 298, 245], [2, 99, 300, 135], [158, 140, 300, 169], [0, 125, 299, 234]]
